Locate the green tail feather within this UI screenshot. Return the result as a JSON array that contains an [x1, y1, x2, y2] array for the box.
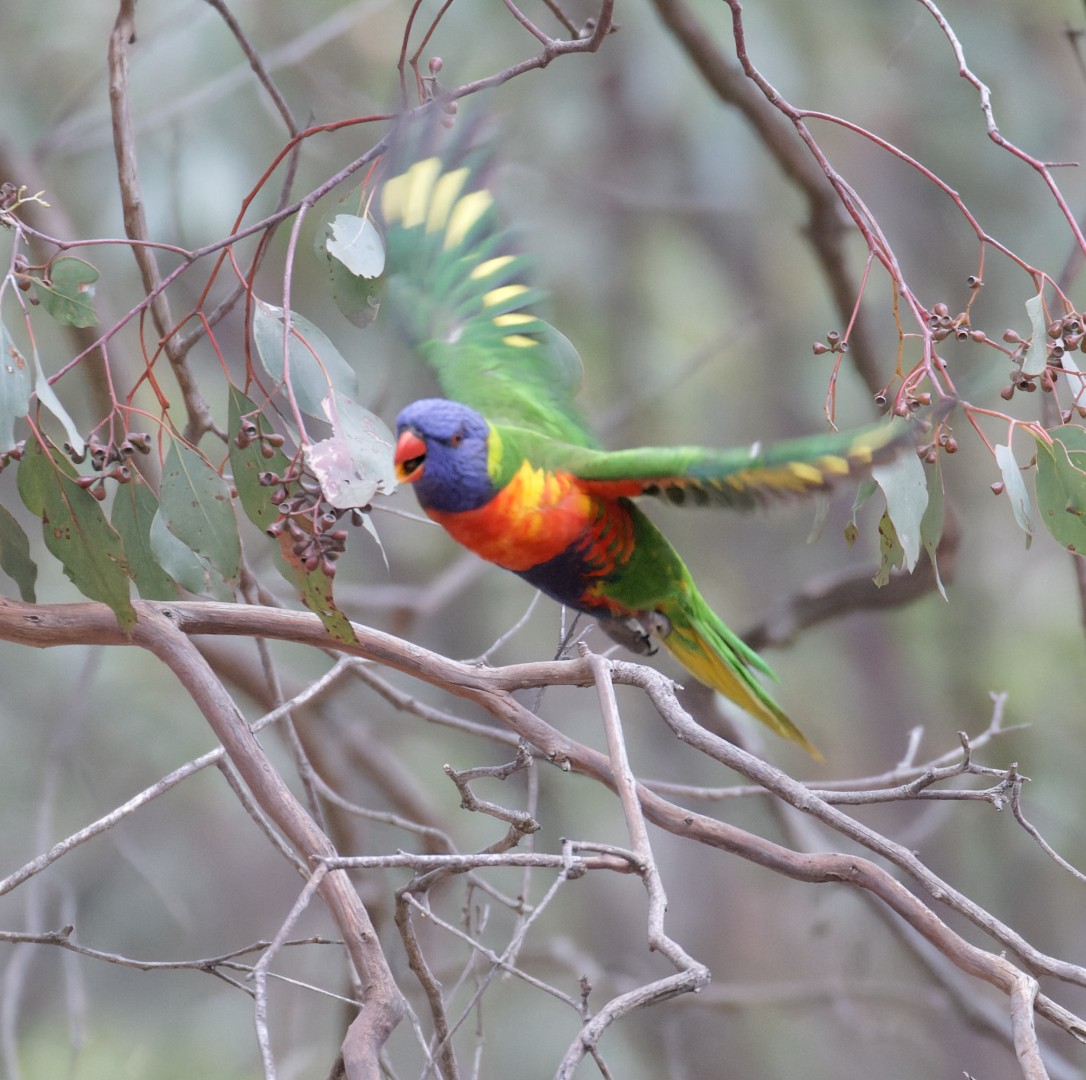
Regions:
[[658, 588, 822, 759]]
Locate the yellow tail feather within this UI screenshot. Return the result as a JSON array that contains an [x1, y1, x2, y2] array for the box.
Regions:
[[662, 615, 823, 761]]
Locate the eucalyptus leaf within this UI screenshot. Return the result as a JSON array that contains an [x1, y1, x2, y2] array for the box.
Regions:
[[920, 457, 948, 600], [1021, 292, 1047, 378], [873, 510, 905, 587], [29, 339, 84, 456], [326, 213, 385, 278], [871, 449, 928, 571], [1034, 426, 1086, 556], [0, 502, 37, 602], [0, 321, 31, 448], [112, 477, 179, 599], [16, 438, 135, 628], [33, 256, 99, 328], [149, 509, 232, 600], [304, 390, 396, 510], [994, 443, 1035, 547], [252, 301, 358, 417], [158, 439, 240, 590], [227, 386, 357, 644]]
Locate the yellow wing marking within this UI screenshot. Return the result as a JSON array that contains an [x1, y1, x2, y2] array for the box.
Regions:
[[483, 284, 530, 308], [815, 453, 852, 475], [493, 313, 535, 327], [445, 189, 494, 250], [381, 157, 442, 230], [471, 255, 517, 281], [427, 166, 470, 233]]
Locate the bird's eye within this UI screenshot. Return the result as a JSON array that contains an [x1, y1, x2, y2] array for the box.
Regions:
[[449, 431, 464, 447]]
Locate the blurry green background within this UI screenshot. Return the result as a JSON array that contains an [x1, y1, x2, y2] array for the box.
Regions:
[[2, 0, 1086, 1077]]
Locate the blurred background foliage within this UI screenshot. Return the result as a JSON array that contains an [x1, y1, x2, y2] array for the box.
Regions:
[[2, 0, 1086, 1077]]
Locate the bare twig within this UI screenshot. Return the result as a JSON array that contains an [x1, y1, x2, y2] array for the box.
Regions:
[[107, 0, 216, 441]]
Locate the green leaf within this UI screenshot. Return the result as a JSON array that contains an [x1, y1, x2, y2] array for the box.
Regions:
[[920, 457, 948, 600], [32, 256, 99, 328], [1021, 292, 1047, 378], [0, 502, 37, 602], [873, 510, 905, 587], [158, 438, 240, 592], [871, 449, 928, 571], [304, 390, 396, 510], [252, 301, 358, 417], [28, 338, 84, 456], [227, 386, 357, 644], [111, 478, 179, 599], [148, 509, 232, 600], [16, 439, 135, 628], [0, 321, 32, 448], [994, 443, 1035, 548], [228, 386, 289, 531], [1034, 425, 1086, 556]]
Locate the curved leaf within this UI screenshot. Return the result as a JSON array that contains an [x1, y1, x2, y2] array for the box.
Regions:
[[871, 448, 928, 571], [0, 321, 31, 448], [920, 457, 948, 600], [0, 502, 37, 602], [1021, 292, 1047, 378], [252, 301, 358, 418], [994, 442, 1035, 548], [1034, 426, 1086, 556], [16, 439, 134, 628]]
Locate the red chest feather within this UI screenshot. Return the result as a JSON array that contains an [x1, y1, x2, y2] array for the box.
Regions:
[[428, 462, 610, 573]]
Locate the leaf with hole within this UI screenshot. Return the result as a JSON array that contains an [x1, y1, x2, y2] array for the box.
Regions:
[[33, 256, 99, 328], [227, 386, 356, 644], [305, 390, 396, 510]]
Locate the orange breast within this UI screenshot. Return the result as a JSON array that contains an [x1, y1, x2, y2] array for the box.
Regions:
[[428, 461, 594, 572]]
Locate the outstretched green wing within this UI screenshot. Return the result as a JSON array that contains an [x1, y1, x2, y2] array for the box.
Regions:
[[500, 419, 911, 509], [377, 110, 595, 447]]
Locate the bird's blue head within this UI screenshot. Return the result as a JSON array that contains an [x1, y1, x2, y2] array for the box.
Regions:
[[394, 398, 495, 513]]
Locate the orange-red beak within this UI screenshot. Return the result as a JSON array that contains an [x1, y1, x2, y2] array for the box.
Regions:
[[394, 429, 427, 482]]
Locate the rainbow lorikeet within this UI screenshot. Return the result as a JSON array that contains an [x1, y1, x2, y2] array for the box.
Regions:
[[377, 112, 906, 757]]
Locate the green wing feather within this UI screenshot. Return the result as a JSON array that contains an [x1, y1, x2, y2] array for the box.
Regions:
[[377, 111, 911, 505], [377, 111, 595, 447], [568, 420, 910, 507], [492, 419, 909, 508]]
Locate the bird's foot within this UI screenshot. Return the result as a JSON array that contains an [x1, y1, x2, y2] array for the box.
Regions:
[[596, 611, 672, 656]]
